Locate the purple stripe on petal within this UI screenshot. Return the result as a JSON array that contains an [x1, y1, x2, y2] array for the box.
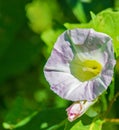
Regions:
[[44, 28, 116, 101]]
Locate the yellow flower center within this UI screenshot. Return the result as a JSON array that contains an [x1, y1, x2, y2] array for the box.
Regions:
[[70, 56, 102, 82]]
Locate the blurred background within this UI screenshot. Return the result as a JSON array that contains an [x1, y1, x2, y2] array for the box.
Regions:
[[0, 0, 119, 130]]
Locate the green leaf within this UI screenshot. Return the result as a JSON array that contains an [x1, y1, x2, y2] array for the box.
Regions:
[[66, 0, 87, 22], [90, 11, 96, 20], [41, 25, 66, 57], [65, 119, 104, 130], [26, 0, 64, 33], [114, 0, 119, 10], [14, 108, 66, 130], [3, 112, 37, 129], [70, 120, 90, 130], [89, 120, 104, 130], [3, 96, 66, 130], [64, 22, 90, 29], [86, 107, 98, 118], [65, 115, 93, 130], [64, 9, 119, 57], [3, 97, 37, 129], [89, 9, 119, 57], [26, 0, 52, 33]]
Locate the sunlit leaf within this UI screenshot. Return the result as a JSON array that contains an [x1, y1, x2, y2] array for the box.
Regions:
[[90, 11, 96, 20], [26, 0, 52, 33], [41, 26, 66, 57], [89, 9, 119, 57], [64, 22, 90, 29], [65, 119, 103, 130], [65, 115, 93, 130], [64, 9, 119, 57]]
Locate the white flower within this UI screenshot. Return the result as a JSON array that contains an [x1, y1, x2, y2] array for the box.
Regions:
[[44, 28, 116, 101]]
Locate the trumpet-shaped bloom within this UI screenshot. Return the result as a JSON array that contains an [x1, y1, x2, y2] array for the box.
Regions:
[[44, 28, 115, 101]]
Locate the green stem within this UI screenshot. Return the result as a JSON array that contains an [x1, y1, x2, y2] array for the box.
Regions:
[[101, 94, 108, 112], [104, 118, 119, 124], [108, 79, 115, 101], [104, 92, 119, 117]]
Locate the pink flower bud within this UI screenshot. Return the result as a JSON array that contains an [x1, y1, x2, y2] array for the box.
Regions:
[[66, 100, 95, 122], [66, 102, 83, 122]]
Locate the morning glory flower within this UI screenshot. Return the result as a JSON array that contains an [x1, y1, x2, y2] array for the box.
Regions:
[[44, 28, 116, 121], [44, 28, 115, 101]]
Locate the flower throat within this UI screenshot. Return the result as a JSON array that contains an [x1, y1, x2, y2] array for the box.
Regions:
[[70, 56, 102, 82]]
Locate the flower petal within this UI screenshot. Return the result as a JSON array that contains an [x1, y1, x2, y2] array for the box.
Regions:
[[44, 28, 116, 101]]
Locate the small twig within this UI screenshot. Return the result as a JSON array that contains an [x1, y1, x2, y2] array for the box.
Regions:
[[104, 118, 119, 124], [104, 92, 119, 117]]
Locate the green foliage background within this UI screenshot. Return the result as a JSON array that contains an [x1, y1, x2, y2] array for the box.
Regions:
[[0, 0, 119, 130]]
